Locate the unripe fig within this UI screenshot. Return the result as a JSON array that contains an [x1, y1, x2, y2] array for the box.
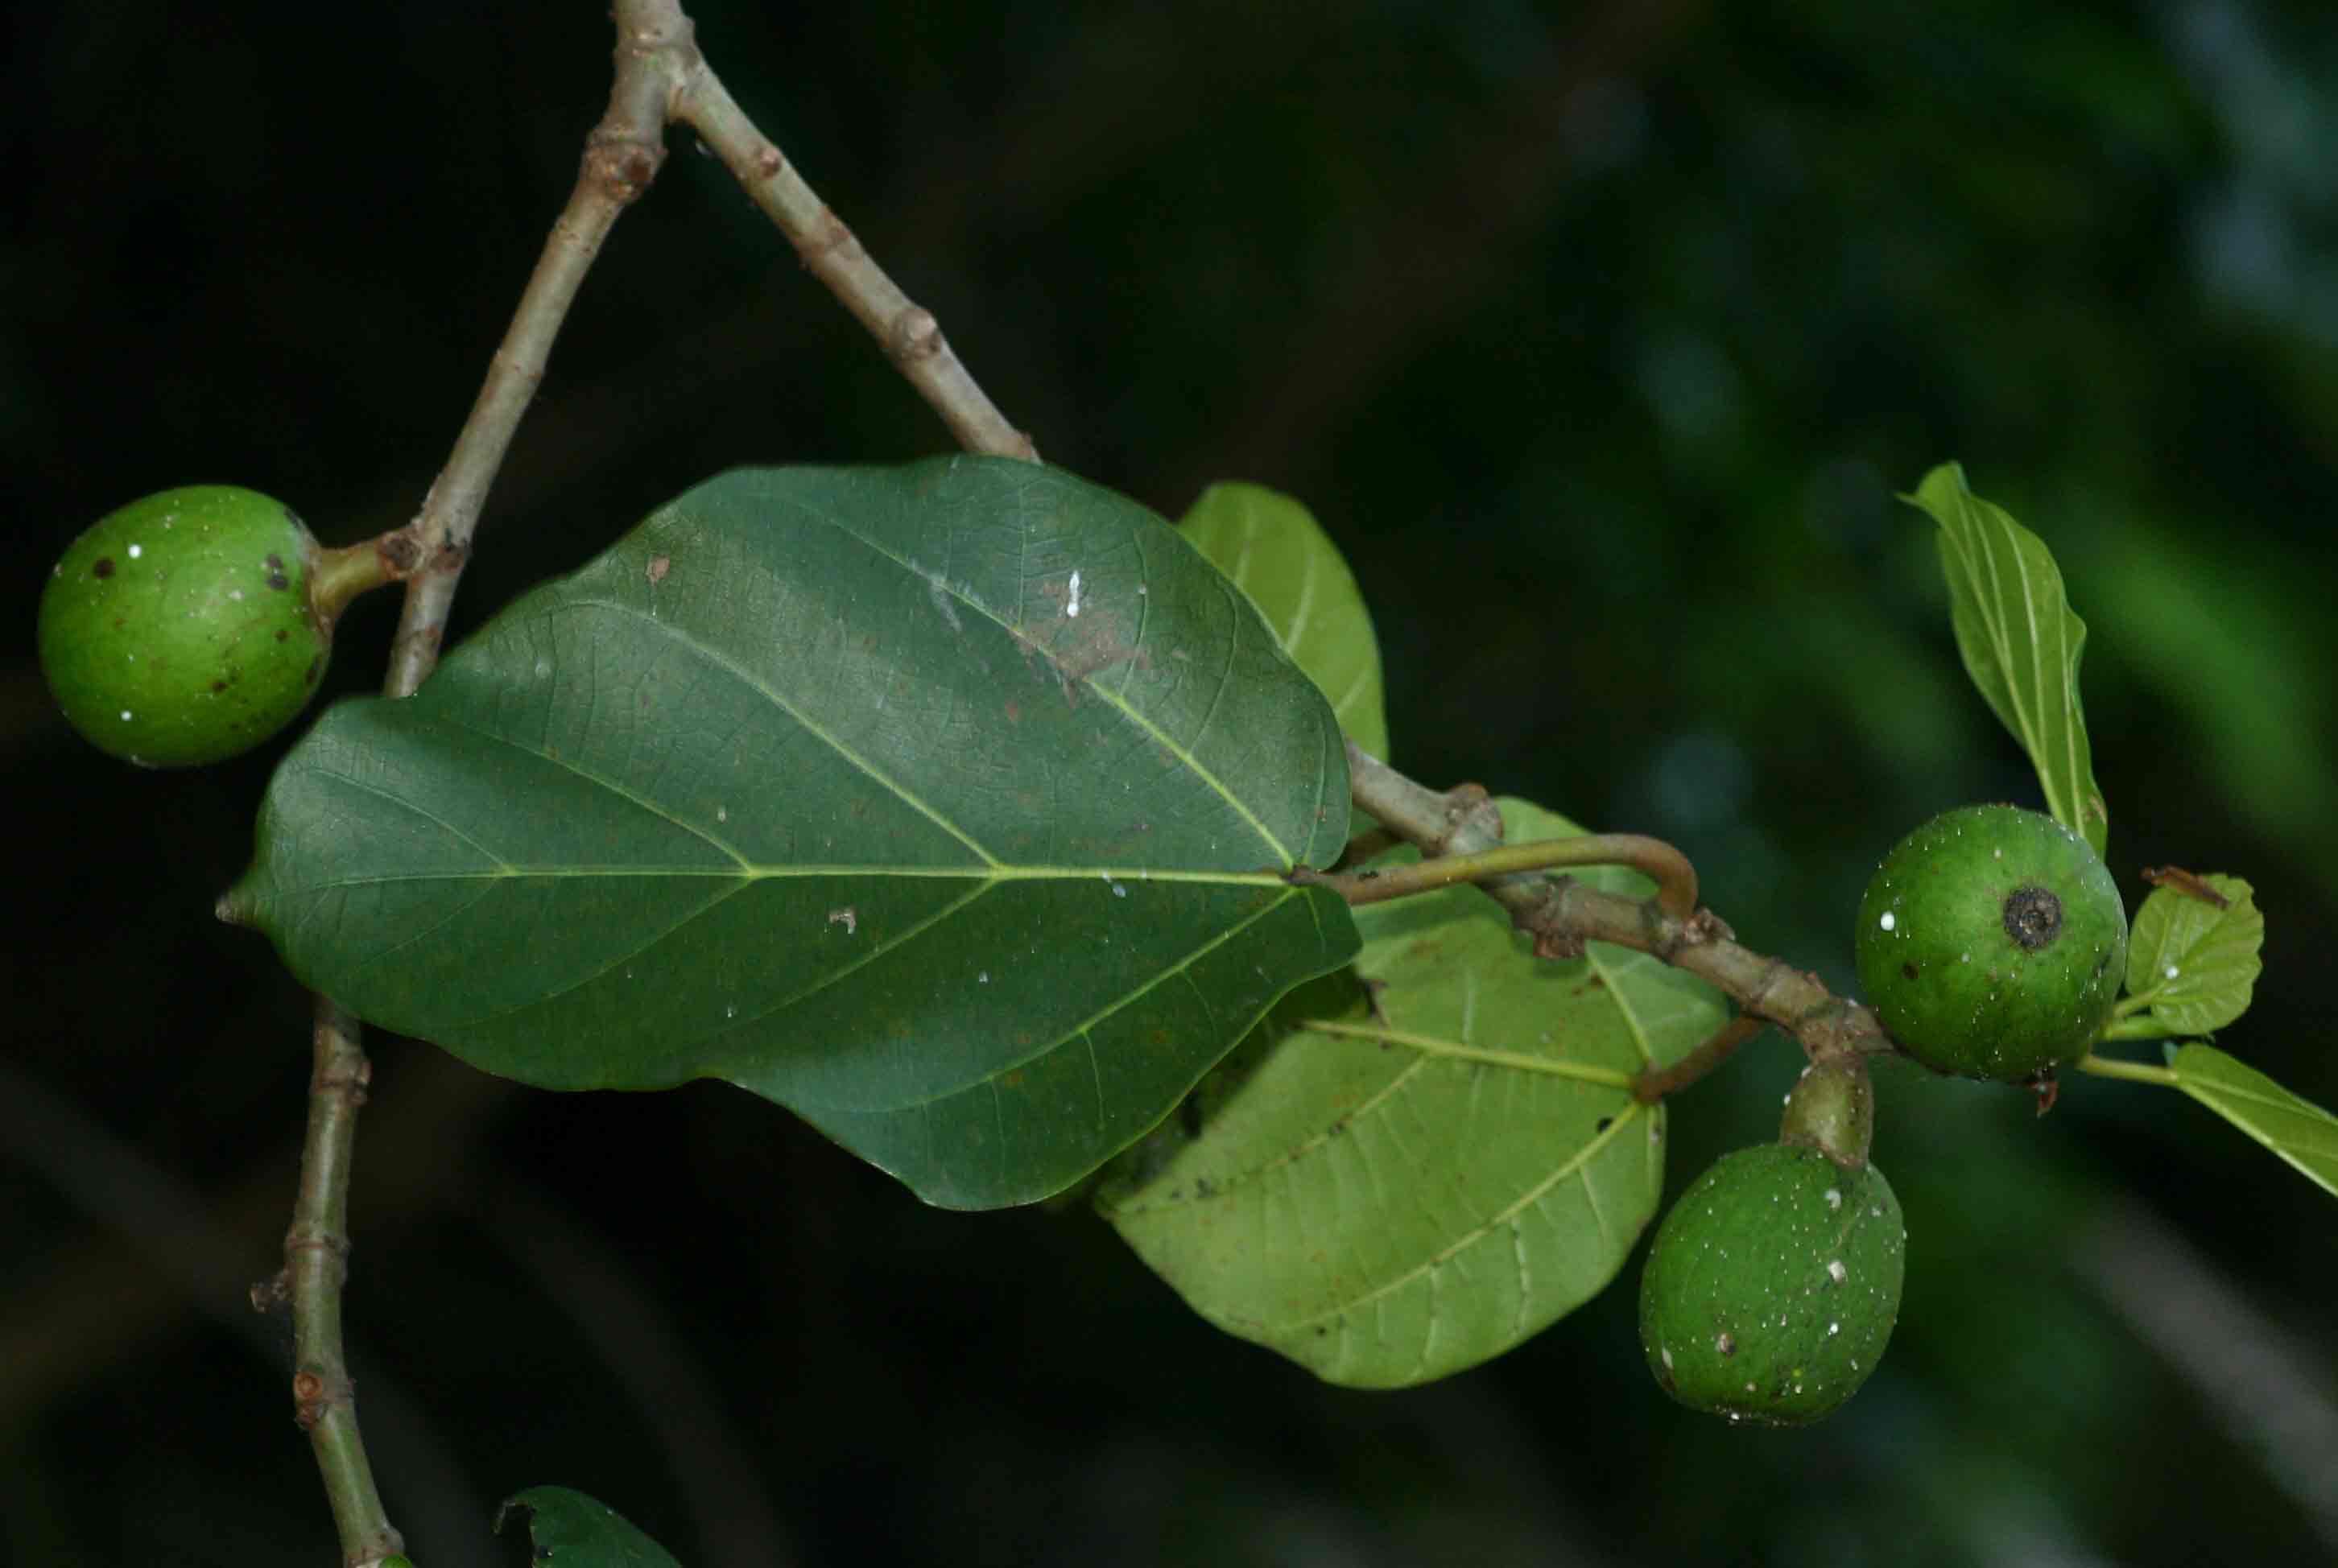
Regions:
[[1640, 1143, 1905, 1426], [1856, 804, 2126, 1081], [39, 486, 333, 767]]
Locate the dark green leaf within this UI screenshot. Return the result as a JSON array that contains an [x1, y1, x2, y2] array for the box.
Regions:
[[1098, 798, 1726, 1387], [496, 1488, 683, 1567], [227, 460, 1357, 1208], [2169, 1044, 2338, 1201], [2106, 873, 2262, 1038], [1179, 482, 1389, 760], [1904, 462, 2108, 855]]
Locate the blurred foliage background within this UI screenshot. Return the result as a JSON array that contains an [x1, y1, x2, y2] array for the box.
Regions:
[[5, 1, 2336, 1563]]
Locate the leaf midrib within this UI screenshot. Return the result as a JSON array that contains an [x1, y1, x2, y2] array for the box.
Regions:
[[272, 863, 1299, 891]]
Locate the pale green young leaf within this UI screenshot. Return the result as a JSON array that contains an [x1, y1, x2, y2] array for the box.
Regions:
[[1905, 462, 2108, 856], [2169, 1043, 2338, 1201], [1098, 798, 1728, 1388], [497, 1488, 684, 1568], [225, 459, 1357, 1211], [1179, 482, 1390, 760], [2108, 874, 2262, 1038]]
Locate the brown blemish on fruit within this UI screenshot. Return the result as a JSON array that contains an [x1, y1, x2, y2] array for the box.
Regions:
[[93, 557, 115, 578], [1901, 962, 1918, 981], [275, 627, 289, 642], [304, 655, 323, 686], [265, 552, 291, 591], [211, 680, 228, 693]]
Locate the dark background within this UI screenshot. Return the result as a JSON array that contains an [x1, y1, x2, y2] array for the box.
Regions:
[[6, 2, 2337, 1563]]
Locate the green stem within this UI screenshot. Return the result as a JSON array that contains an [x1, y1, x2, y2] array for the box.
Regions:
[[2072, 1051, 2181, 1087], [1301, 1018, 1637, 1087], [309, 534, 415, 630], [1299, 833, 1699, 921]]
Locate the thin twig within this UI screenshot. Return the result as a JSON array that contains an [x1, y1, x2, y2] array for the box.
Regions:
[[1299, 833, 1697, 920], [281, 999, 402, 1566], [666, 20, 1038, 462], [381, 2, 684, 699], [1632, 1015, 1766, 1103], [279, 9, 692, 1562], [1343, 741, 1889, 1066]]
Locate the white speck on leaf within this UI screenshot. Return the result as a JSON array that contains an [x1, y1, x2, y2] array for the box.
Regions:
[[716, 806, 728, 823], [2164, 963, 2179, 980], [828, 907, 858, 935], [1824, 1188, 1842, 1211], [1067, 569, 1083, 618], [1827, 1259, 1849, 1285]]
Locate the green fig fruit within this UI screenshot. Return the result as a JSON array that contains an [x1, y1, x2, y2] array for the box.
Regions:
[[1856, 804, 2126, 1081], [39, 486, 332, 766], [1640, 1143, 1905, 1426]]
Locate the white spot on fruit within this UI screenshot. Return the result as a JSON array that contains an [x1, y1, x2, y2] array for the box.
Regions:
[[1878, 911, 1896, 931], [1827, 1259, 1849, 1285], [1824, 1188, 1842, 1211], [119, 709, 134, 721], [127, 543, 143, 559], [2164, 963, 2179, 980]]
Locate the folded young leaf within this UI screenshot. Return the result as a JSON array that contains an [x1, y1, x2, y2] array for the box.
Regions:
[[225, 458, 1358, 1210], [1098, 798, 1728, 1388], [1904, 462, 2108, 856], [2169, 1043, 2338, 1201], [2108, 874, 2262, 1038]]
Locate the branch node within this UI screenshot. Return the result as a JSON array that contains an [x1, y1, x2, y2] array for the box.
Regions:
[[1683, 906, 1734, 944], [889, 307, 944, 365], [582, 127, 666, 204], [291, 1369, 332, 1431], [1434, 783, 1503, 855]]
